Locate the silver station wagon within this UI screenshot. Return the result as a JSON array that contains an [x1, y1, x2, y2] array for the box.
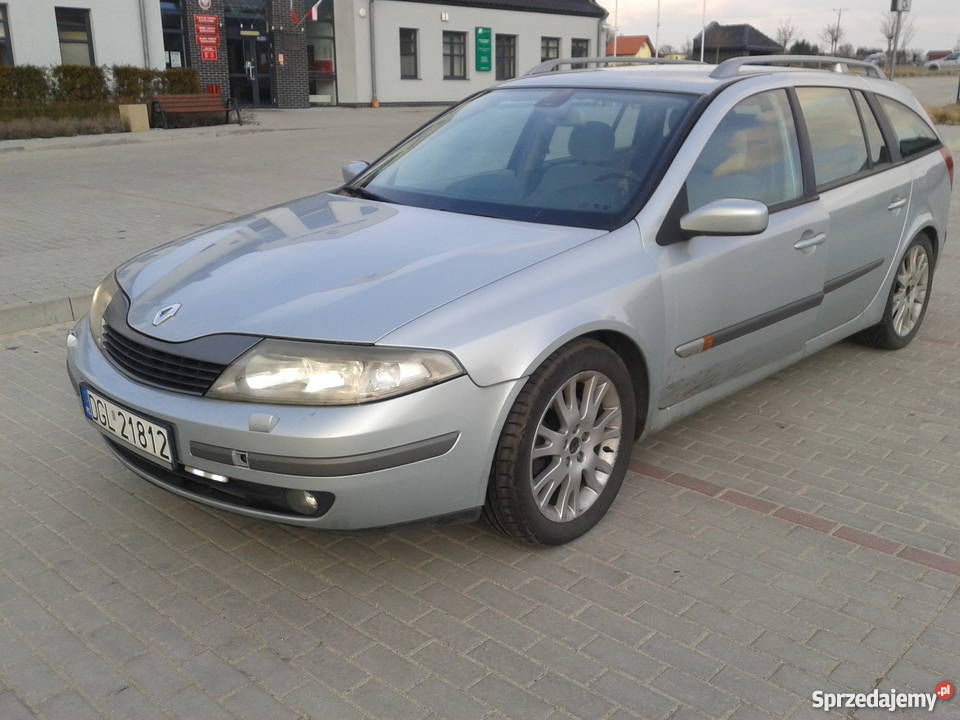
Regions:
[[67, 55, 954, 544]]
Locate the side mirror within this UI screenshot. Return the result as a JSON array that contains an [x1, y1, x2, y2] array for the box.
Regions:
[[680, 198, 769, 237], [341, 160, 370, 184]]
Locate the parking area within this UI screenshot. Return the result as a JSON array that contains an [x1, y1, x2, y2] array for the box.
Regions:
[[1, 95, 960, 719]]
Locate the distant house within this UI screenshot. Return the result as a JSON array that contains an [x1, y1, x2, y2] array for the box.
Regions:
[[606, 35, 656, 58], [692, 22, 782, 63]]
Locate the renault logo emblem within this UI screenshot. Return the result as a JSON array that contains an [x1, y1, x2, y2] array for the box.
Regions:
[[153, 304, 182, 326]]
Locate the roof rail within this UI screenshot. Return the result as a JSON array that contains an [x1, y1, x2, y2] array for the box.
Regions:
[[710, 54, 886, 80], [525, 56, 701, 77]]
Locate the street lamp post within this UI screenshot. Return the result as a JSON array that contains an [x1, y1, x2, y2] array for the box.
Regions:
[[699, 0, 706, 63], [654, 0, 661, 58], [613, 0, 619, 57]]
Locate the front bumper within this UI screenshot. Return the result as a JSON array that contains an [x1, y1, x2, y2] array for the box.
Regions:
[[66, 317, 521, 529]]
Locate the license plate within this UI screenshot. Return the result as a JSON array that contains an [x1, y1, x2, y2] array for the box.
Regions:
[[81, 386, 175, 469]]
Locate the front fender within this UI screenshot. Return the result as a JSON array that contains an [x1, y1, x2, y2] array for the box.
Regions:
[[380, 222, 667, 402]]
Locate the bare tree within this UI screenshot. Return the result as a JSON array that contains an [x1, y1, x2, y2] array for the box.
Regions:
[[775, 18, 797, 52], [880, 13, 916, 69], [820, 22, 846, 55]]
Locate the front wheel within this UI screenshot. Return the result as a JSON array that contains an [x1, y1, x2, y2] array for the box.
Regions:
[[853, 235, 934, 350], [484, 339, 637, 545]]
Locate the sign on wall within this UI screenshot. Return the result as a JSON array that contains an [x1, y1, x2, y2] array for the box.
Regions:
[[195, 14, 220, 61], [476, 27, 492, 72]]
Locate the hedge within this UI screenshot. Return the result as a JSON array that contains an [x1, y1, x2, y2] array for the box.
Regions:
[[0, 66, 50, 103], [112, 65, 157, 104], [51, 65, 108, 102], [0, 66, 201, 107], [158, 68, 200, 95], [0, 65, 203, 136]]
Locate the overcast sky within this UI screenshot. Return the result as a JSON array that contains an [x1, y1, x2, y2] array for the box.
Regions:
[[611, 0, 959, 54]]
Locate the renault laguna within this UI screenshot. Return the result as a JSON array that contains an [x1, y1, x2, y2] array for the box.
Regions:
[[67, 56, 953, 544]]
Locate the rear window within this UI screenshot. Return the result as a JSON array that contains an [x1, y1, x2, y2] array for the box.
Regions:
[[348, 87, 697, 229], [876, 96, 940, 158]]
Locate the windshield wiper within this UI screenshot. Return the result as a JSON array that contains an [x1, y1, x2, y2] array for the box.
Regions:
[[340, 185, 389, 203]]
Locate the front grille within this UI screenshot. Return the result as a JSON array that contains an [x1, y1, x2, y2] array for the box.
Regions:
[[107, 439, 335, 519], [103, 325, 227, 395]]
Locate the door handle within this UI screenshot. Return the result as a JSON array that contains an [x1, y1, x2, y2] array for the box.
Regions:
[[794, 233, 827, 251], [887, 197, 908, 211]]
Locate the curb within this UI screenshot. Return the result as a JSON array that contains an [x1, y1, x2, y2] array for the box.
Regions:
[[0, 294, 91, 336], [0, 124, 268, 155]]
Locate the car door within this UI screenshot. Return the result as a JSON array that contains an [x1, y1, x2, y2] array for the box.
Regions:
[[656, 89, 829, 409], [796, 87, 912, 337]]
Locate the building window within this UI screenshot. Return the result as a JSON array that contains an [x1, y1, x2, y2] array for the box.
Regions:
[[56, 7, 94, 66], [443, 31, 466, 80], [306, 0, 337, 106], [541, 36, 560, 62], [0, 5, 11, 66], [571, 38, 589, 68], [160, 1, 187, 68], [400, 28, 418, 79], [495, 34, 516, 80]]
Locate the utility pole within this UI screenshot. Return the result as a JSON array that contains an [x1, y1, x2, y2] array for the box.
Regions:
[[699, 0, 706, 63], [889, 0, 911, 80], [890, 10, 902, 78], [831, 8, 847, 54], [654, 0, 661, 58]]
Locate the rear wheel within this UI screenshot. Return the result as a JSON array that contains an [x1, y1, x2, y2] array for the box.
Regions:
[[854, 234, 934, 350], [484, 339, 637, 545]]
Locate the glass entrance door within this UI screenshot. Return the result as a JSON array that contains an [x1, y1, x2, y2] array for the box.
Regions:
[[225, 1, 272, 107]]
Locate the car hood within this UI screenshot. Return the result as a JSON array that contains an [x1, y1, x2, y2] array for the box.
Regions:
[[117, 193, 603, 344]]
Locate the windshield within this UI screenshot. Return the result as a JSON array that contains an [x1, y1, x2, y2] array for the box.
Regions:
[[348, 87, 698, 229]]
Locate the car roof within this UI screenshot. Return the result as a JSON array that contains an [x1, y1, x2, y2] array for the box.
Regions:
[[500, 62, 907, 98]]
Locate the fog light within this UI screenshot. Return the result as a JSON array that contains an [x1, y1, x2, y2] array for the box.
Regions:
[[285, 489, 320, 516], [184, 466, 229, 484]]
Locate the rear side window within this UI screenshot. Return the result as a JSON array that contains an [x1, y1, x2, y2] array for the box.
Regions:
[[853, 92, 890, 166], [876, 96, 940, 158], [686, 89, 803, 211], [796, 87, 868, 187]]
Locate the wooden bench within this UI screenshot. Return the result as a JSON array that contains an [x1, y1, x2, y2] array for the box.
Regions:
[[151, 94, 241, 129]]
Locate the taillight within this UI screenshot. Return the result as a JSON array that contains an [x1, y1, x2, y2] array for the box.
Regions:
[[942, 147, 954, 189]]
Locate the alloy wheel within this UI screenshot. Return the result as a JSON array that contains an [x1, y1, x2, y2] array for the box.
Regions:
[[529, 371, 623, 523], [892, 245, 930, 337]]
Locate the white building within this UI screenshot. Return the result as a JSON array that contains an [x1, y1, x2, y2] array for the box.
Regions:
[[0, 1, 166, 70], [0, 0, 608, 108], [337, 0, 609, 105]]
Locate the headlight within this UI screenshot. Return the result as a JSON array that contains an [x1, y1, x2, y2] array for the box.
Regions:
[[89, 271, 120, 347], [207, 340, 465, 405]]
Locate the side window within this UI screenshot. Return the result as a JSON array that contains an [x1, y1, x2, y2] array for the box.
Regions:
[[686, 89, 803, 212], [796, 87, 868, 187], [876, 96, 940, 159], [853, 92, 890, 166]]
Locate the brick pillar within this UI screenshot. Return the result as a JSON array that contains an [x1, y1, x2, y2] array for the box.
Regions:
[[183, 0, 231, 100], [270, 0, 310, 108]]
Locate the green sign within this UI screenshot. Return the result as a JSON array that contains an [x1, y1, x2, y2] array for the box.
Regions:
[[476, 27, 492, 72]]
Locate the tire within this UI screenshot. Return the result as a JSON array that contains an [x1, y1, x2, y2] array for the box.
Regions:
[[484, 339, 637, 545], [853, 234, 934, 350]]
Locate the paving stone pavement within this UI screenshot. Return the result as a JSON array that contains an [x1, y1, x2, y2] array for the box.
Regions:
[[1, 105, 959, 720]]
